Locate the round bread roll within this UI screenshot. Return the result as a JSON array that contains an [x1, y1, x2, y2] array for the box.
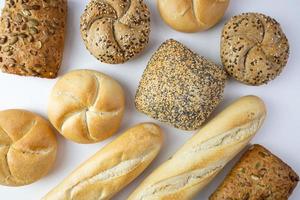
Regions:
[[48, 69, 125, 144], [157, 0, 230, 33], [0, 109, 57, 186], [221, 13, 289, 85], [80, 0, 151, 64]]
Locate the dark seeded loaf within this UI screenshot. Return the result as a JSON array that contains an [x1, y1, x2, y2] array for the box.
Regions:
[[0, 0, 67, 78], [210, 144, 299, 200]]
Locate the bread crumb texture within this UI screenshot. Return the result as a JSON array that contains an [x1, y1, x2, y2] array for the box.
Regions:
[[221, 12, 289, 85], [135, 39, 227, 130]]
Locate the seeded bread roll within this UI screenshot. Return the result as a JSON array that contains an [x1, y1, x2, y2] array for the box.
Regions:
[[0, 0, 67, 78], [128, 96, 266, 200], [135, 39, 227, 130], [221, 13, 289, 85], [42, 123, 163, 200], [158, 0, 230, 33], [80, 0, 150, 64], [48, 69, 125, 144], [0, 109, 57, 186], [210, 144, 299, 200]]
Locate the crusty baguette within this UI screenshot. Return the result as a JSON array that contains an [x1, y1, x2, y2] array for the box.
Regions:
[[128, 95, 267, 200], [42, 123, 163, 200]]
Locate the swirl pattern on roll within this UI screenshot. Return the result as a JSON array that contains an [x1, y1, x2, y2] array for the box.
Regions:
[[221, 13, 289, 85], [0, 109, 57, 186], [80, 0, 150, 64], [48, 70, 125, 144]]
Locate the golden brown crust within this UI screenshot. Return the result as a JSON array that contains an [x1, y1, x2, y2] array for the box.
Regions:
[[210, 144, 299, 200], [48, 69, 125, 144], [135, 39, 227, 130], [0, 0, 67, 78], [42, 123, 163, 200], [0, 109, 57, 186], [129, 96, 266, 200], [157, 0, 230, 33], [221, 13, 289, 85], [80, 0, 150, 64]]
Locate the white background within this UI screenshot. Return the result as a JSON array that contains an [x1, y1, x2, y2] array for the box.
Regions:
[[0, 0, 299, 199]]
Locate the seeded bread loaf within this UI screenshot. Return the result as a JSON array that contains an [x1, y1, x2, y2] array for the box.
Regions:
[[158, 0, 230, 33], [0, 109, 57, 186], [221, 13, 289, 85], [42, 123, 163, 200], [48, 69, 125, 144], [210, 144, 299, 200], [80, 0, 150, 64], [0, 0, 67, 78], [128, 96, 266, 200], [135, 39, 227, 131]]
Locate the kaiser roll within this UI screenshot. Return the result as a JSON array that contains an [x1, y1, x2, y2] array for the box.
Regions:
[[157, 0, 230, 33], [0, 109, 57, 186], [80, 0, 151, 64], [48, 69, 125, 144], [221, 13, 289, 85]]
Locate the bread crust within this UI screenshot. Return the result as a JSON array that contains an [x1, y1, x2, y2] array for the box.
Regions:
[[135, 39, 227, 130], [128, 96, 267, 200], [0, 0, 67, 78], [48, 69, 125, 144], [221, 13, 289, 85], [157, 0, 230, 32], [42, 123, 163, 200], [0, 109, 57, 186], [80, 0, 150, 64], [210, 144, 299, 200]]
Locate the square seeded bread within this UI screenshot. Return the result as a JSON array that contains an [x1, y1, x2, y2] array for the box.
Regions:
[[0, 0, 67, 78], [135, 39, 227, 131], [210, 144, 299, 200]]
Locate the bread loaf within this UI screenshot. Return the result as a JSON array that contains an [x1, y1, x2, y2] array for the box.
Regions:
[[128, 95, 266, 200], [135, 39, 227, 131], [210, 144, 299, 200], [0, 0, 67, 78], [80, 0, 150, 64], [221, 13, 289, 85], [0, 109, 57, 186], [42, 123, 163, 200], [158, 0, 230, 32], [48, 69, 125, 144]]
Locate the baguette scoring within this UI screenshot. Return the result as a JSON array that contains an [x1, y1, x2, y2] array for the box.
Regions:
[[128, 95, 267, 200]]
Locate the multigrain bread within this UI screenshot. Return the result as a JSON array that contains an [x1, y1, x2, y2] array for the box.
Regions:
[[42, 123, 163, 200], [128, 96, 266, 200], [0, 0, 67, 78], [80, 0, 150, 64], [210, 144, 299, 200], [0, 109, 57, 186], [158, 0, 230, 32], [221, 13, 289, 85], [48, 69, 125, 144], [135, 39, 227, 131]]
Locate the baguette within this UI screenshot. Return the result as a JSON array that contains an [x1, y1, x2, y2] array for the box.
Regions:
[[42, 123, 163, 200], [128, 95, 266, 200]]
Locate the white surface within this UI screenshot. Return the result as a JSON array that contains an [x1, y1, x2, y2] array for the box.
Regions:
[[0, 0, 299, 199]]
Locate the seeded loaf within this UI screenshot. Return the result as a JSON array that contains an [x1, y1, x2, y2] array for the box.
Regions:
[[158, 0, 230, 33], [42, 123, 163, 200], [210, 144, 299, 200], [0, 0, 67, 78], [80, 0, 150, 64], [0, 109, 57, 186], [48, 69, 125, 144], [135, 39, 227, 131], [221, 13, 289, 85], [128, 96, 266, 200]]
